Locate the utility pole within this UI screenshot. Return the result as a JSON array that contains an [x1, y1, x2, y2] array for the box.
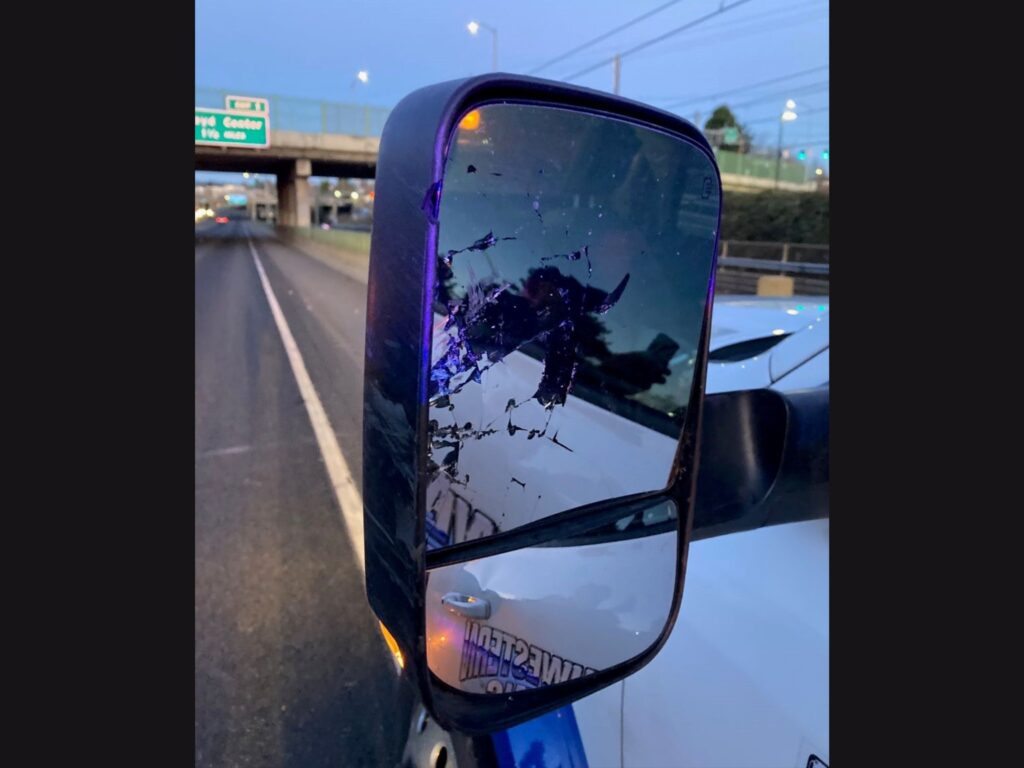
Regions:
[[612, 54, 621, 95]]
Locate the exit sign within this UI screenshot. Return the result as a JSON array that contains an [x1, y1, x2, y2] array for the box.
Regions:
[[225, 94, 269, 114], [195, 107, 270, 148]]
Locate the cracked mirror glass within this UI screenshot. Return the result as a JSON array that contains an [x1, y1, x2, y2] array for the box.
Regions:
[[426, 102, 719, 551]]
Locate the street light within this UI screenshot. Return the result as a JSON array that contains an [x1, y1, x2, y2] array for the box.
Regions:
[[467, 20, 498, 72], [351, 70, 369, 91], [775, 100, 798, 188]]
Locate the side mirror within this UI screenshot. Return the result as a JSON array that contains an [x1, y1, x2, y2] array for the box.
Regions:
[[363, 74, 721, 733]]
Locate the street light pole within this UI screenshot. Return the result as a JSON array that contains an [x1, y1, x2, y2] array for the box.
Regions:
[[468, 21, 498, 71], [775, 99, 798, 189], [775, 118, 784, 188]]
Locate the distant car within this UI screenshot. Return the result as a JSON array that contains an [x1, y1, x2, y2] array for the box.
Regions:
[[215, 216, 229, 224]]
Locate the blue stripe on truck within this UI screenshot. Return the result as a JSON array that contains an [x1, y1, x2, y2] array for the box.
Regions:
[[491, 705, 589, 768]]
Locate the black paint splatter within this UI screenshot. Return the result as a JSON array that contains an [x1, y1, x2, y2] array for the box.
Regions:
[[549, 431, 574, 452], [427, 247, 631, 480], [442, 231, 517, 268], [542, 245, 592, 278], [596, 273, 630, 314]]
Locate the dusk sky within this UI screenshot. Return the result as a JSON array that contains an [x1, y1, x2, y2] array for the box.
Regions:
[[196, 0, 828, 182]]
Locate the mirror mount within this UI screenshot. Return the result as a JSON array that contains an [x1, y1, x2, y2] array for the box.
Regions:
[[692, 387, 829, 541], [364, 73, 721, 734]]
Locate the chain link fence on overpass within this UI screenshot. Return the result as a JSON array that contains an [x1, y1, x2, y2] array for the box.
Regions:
[[714, 149, 811, 185], [196, 87, 392, 137]]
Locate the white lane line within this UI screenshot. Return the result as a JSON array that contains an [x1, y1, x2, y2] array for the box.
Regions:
[[248, 237, 365, 573]]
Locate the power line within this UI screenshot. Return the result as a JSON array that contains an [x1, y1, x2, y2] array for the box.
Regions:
[[727, 79, 828, 110], [627, 3, 828, 68], [743, 105, 830, 125], [562, 0, 758, 83], [526, 0, 688, 75], [661, 64, 828, 109], [657, 0, 826, 40]]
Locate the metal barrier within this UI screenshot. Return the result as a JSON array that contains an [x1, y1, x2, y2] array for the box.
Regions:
[[719, 257, 828, 275], [716, 241, 829, 296], [720, 240, 829, 264]]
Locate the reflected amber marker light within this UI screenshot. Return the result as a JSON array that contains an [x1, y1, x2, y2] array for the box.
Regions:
[[459, 110, 481, 130], [379, 621, 405, 671]]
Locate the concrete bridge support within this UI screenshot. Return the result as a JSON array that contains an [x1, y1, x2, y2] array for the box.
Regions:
[[277, 158, 312, 227]]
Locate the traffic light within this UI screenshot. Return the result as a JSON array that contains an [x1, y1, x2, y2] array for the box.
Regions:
[[797, 149, 807, 160], [821, 149, 829, 160]]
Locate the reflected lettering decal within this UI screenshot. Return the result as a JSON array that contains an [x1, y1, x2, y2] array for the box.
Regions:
[[459, 620, 596, 693]]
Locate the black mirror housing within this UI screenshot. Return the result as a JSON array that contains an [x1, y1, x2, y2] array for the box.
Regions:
[[363, 73, 721, 733]]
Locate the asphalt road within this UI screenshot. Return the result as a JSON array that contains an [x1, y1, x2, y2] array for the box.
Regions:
[[195, 220, 414, 767]]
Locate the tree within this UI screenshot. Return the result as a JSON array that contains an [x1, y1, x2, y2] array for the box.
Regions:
[[703, 105, 751, 153], [703, 105, 739, 130]]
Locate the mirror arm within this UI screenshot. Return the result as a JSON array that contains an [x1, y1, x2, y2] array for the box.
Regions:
[[691, 387, 829, 541]]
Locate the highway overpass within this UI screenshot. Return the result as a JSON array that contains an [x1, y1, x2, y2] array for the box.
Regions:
[[195, 88, 824, 225], [195, 88, 386, 226], [195, 130, 380, 227]]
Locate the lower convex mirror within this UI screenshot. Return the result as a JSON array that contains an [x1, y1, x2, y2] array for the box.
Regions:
[[362, 73, 721, 733], [426, 498, 678, 694]]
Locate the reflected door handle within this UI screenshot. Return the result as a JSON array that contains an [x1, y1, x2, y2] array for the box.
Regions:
[[441, 592, 491, 619]]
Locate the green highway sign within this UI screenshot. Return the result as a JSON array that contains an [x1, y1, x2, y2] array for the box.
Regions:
[[225, 95, 269, 114], [195, 107, 270, 148]]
